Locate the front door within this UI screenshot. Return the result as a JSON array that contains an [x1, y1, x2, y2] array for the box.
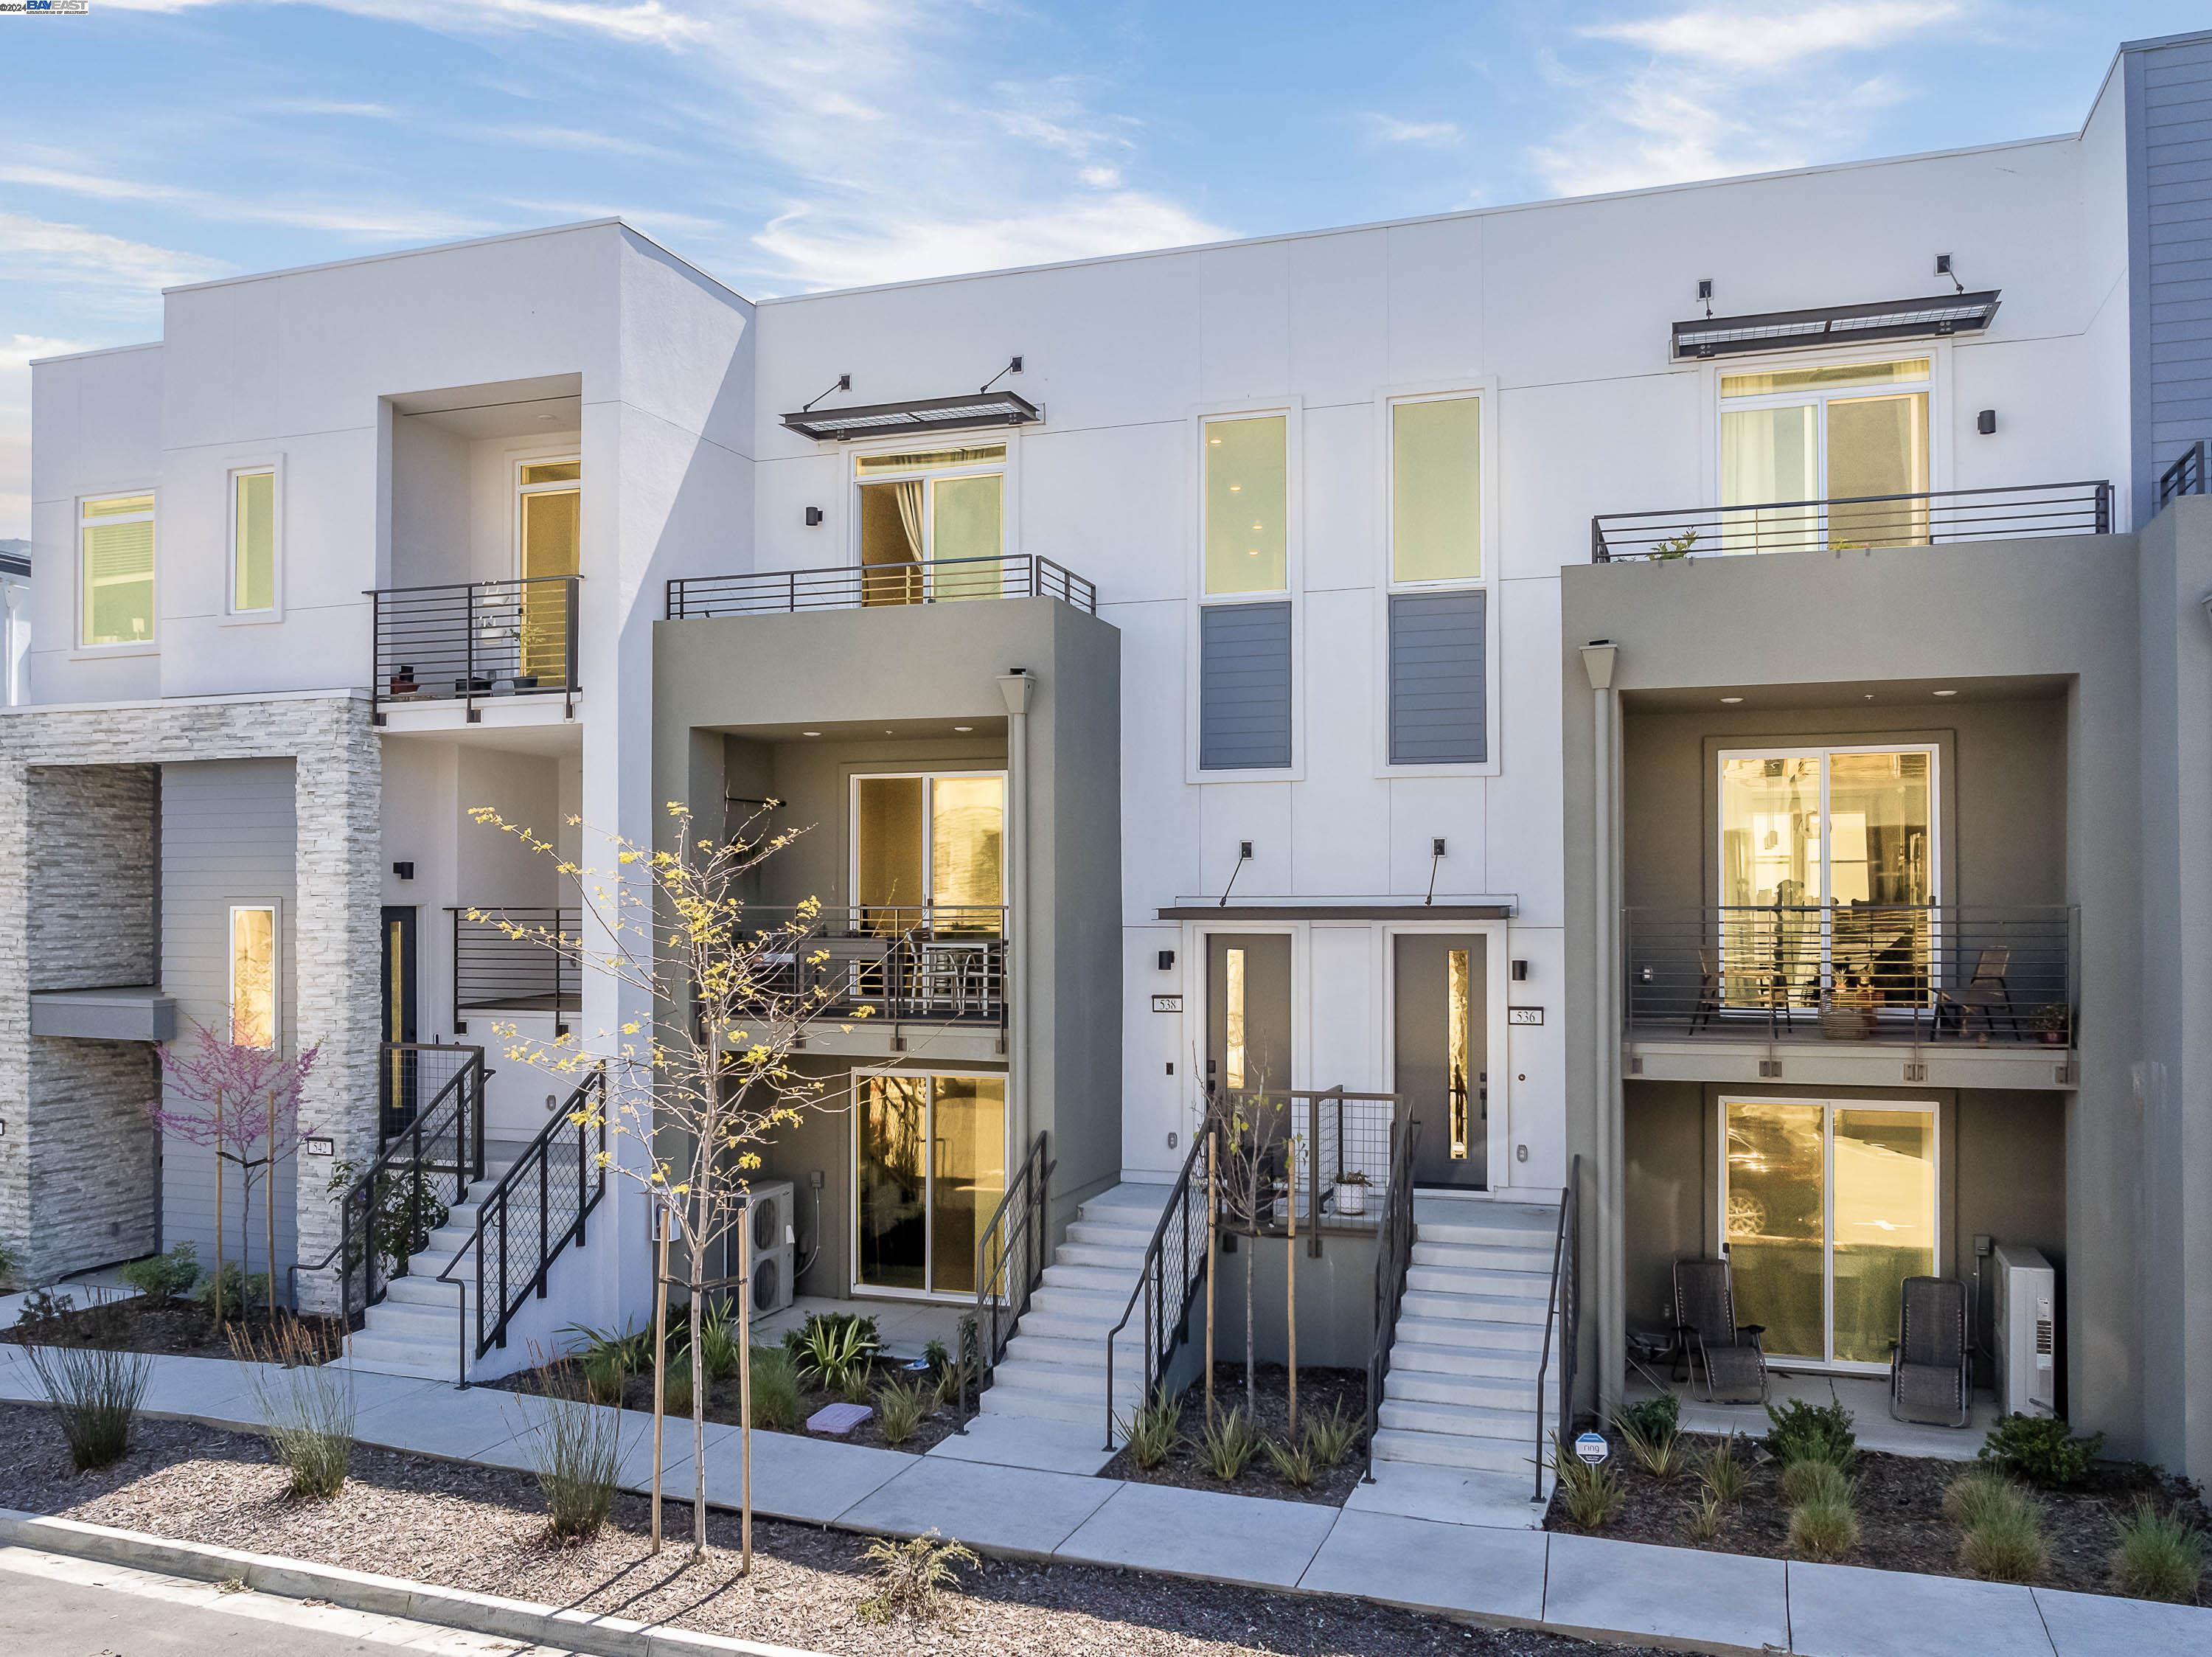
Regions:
[[379, 906, 418, 1138], [1205, 934, 1292, 1106], [1399, 934, 1487, 1187]]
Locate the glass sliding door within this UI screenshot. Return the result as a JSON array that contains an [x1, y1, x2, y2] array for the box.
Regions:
[[518, 459, 580, 685], [1719, 358, 1932, 554], [853, 771, 1004, 934], [856, 1072, 1006, 1296], [853, 443, 1008, 605], [1722, 1097, 1937, 1369]]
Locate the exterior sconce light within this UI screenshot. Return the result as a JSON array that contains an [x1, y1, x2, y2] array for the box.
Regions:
[[1512, 959, 1531, 981], [804, 507, 824, 526], [1977, 410, 1996, 435], [392, 861, 414, 880], [1158, 950, 1175, 970]]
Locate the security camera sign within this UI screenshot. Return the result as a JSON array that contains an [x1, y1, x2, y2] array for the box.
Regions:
[[1573, 1431, 1609, 1466]]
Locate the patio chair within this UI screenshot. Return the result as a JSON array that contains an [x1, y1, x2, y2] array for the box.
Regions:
[[1688, 950, 1722, 1032], [1935, 945, 2020, 1041], [1890, 1276, 1971, 1428], [1672, 1257, 1768, 1403]]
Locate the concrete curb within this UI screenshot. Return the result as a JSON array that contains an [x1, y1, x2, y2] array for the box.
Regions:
[[0, 1508, 826, 1657]]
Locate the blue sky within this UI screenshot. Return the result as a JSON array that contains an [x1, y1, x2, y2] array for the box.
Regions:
[[1, 0, 2202, 536]]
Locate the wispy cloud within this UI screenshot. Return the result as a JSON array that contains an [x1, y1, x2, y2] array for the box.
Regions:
[[0, 211, 227, 299], [0, 156, 493, 241], [1360, 114, 1464, 147], [1582, 1, 1966, 72], [104, 0, 704, 46], [257, 97, 403, 119]]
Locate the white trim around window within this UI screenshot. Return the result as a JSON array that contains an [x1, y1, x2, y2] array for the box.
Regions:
[[222, 456, 285, 625], [1371, 379, 1502, 779], [72, 485, 158, 657], [1186, 396, 1305, 785], [228, 900, 282, 1052]]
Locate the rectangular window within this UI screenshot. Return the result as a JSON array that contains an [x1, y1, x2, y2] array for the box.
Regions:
[[518, 457, 580, 686], [1203, 414, 1287, 594], [229, 903, 277, 1049], [1391, 395, 1481, 584], [1719, 358, 1931, 553], [855, 444, 1006, 604], [1447, 948, 1472, 1161], [853, 771, 1006, 934], [79, 492, 155, 647], [232, 469, 276, 613]]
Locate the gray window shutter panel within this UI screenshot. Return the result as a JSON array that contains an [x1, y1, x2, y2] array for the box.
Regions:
[[1389, 589, 1486, 764], [1200, 601, 1293, 770]]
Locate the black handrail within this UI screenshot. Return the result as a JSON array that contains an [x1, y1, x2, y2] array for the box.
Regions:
[[1590, 479, 2113, 562], [960, 1130, 1052, 1428], [368, 574, 582, 726], [1534, 1154, 1582, 1501], [289, 1043, 486, 1322], [1102, 1122, 1213, 1450], [1363, 1110, 1419, 1481], [667, 554, 1098, 619], [437, 1064, 607, 1379], [2160, 442, 2206, 507]]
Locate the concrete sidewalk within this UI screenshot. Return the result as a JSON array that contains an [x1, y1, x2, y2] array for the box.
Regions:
[[2, 1346, 2205, 1657]]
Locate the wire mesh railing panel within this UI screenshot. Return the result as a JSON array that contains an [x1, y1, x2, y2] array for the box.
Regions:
[[462, 1068, 606, 1360]]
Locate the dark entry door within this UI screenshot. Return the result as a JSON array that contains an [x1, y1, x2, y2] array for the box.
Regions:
[[1206, 934, 1293, 1106], [380, 906, 419, 1139], [1399, 934, 1487, 1188]]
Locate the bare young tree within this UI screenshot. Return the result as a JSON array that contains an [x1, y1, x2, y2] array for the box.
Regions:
[[1207, 1077, 1290, 1417], [467, 799, 863, 1566]]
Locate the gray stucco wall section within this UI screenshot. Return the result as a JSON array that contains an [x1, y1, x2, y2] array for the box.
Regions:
[[1562, 527, 2183, 1466], [2126, 32, 2212, 506]]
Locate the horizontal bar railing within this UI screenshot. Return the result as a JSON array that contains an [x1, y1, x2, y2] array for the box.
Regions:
[[1590, 480, 2112, 562], [1624, 903, 2076, 1044], [369, 574, 581, 723], [450, 907, 580, 1029], [744, 904, 1009, 1027], [667, 554, 1097, 619], [2159, 441, 2205, 507]]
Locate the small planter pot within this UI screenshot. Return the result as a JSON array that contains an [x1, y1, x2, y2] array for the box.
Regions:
[[1335, 1182, 1368, 1217]]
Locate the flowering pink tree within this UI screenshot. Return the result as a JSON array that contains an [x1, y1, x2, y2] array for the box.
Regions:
[[153, 1020, 320, 1324]]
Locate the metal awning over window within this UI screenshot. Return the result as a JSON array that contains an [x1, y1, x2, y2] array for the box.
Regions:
[[1672, 291, 2000, 361], [781, 389, 1043, 442]]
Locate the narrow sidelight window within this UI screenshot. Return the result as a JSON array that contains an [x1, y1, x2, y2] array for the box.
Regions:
[[1391, 395, 1481, 584], [229, 903, 277, 1049], [80, 492, 155, 647], [232, 468, 276, 613], [1447, 948, 1472, 1160], [1203, 414, 1287, 595], [1224, 947, 1248, 1091], [518, 458, 580, 685]]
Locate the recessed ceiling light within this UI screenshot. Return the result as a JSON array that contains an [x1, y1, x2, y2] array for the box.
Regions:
[[953, 725, 973, 732], [1933, 689, 1957, 698], [1229, 484, 1242, 493], [801, 730, 821, 737], [885, 729, 895, 734], [1720, 695, 1743, 704], [1864, 693, 1876, 701], [1251, 522, 1263, 531], [1208, 435, 1222, 445]]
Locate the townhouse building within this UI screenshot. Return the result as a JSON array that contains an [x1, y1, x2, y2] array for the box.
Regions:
[[2, 27, 2207, 1491]]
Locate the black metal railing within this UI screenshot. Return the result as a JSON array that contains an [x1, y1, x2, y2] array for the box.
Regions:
[[2160, 442, 2205, 507], [1363, 1108, 1419, 1482], [667, 554, 1097, 619], [439, 1065, 607, 1373], [291, 1043, 487, 1323], [1534, 1153, 1581, 1501], [746, 904, 1009, 1028], [369, 574, 581, 723], [1625, 903, 2076, 1046], [962, 1130, 1053, 1428], [451, 907, 580, 1029], [1590, 480, 2113, 562], [1102, 1124, 1214, 1450]]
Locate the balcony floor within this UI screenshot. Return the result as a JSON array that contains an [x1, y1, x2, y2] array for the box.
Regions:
[[1624, 1368, 1998, 1460]]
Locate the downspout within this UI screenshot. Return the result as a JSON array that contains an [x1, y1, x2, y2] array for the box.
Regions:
[[1579, 641, 1624, 1421], [998, 670, 1035, 1157]]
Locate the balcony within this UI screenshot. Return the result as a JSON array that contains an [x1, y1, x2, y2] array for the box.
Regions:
[[1590, 482, 2113, 563], [1624, 903, 2078, 1088], [369, 576, 581, 724], [666, 555, 1096, 619], [740, 903, 1009, 1060], [451, 906, 580, 1033]]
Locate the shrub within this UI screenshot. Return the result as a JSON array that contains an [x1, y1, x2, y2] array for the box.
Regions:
[[1978, 1413, 2104, 1490], [16, 1286, 74, 1340], [874, 1380, 927, 1447], [1616, 1392, 1681, 1445], [931, 1358, 971, 1411], [1617, 1414, 1691, 1481], [194, 1264, 271, 1319], [1688, 1489, 1727, 1544], [1302, 1403, 1360, 1470], [230, 1321, 353, 1498], [790, 1313, 877, 1396], [563, 1321, 649, 1407], [1788, 1490, 1860, 1562], [1781, 1458, 1851, 1507], [1200, 1406, 1262, 1482], [1700, 1432, 1747, 1508], [1944, 1467, 2031, 1529], [857, 1530, 977, 1625], [27, 1343, 153, 1471], [1959, 1500, 2049, 1583], [2110, 1503, 2206, 1603], [837, 1366, 875, 1406], [1117, 1385, 1183, 1470], [749, 1346, 802, 1431], [1765, 1397, 1857, 1469], [662, 1359, 694, 1417], [523, 1372, 622, 1542], [1551, 1433, 1626, 1530], [1264, 1435, 1317, 1488], [922, 1338, 951, 1374], [692, 1303, 742, 1386], [121, 1243, 199, 1303]]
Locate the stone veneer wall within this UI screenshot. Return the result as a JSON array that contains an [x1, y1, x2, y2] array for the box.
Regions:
[[27, 765, 157, 991], [29, 1038, 160, 1274], [0, 695, 379, 1300]]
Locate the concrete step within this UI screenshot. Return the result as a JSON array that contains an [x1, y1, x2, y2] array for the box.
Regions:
[[1393, 1313, 1545, 1353], [358, 1300, 457, 1341], [341, 1334, 460, 1380], [1413, 1208, 1559, 1249], [1019, 1309, 1138, 1344], [1403, 1265, 1553, 1302], [1052, 1242, 1148, 1273], [1371, 1425, 1533, 1476], [1029, 1284, 1130, 1322], [1410, 1239, 1557, 1274], [990, 1357, 1127, 1400], [1384, 1366, 1535, 1411], [1378, 1397, 1537, 1442], [980, 1383, 1113, 1428], [380, 1274, 473, 1310], [1387, 1337, 1543, 1380], [1000, 1330, 1144, 1372], [1401, 1289, 1551, 1327], [1076, 1184, 1176, 1223], [1040, 1262, 1141, 1294], [1065, 1218, 1155, 1251]]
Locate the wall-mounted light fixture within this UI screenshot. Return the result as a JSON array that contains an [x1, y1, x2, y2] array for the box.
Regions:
[[1216, 841, 1253, 908], [392, 861, 414, 881], [1976, 409, 1997, 436], [1512, 959, 1531, 982], [1157, 949, 1176, 971], [804, 506, 824, 526]]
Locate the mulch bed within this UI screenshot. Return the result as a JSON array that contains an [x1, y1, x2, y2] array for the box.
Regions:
[[1101, 1363, 1369, 1506], [1, 1296, 344, 1364], [1546, 1429, 2211, 1605], [0, 1402, 1674, 1657], [492, 1355, 965, 1457]]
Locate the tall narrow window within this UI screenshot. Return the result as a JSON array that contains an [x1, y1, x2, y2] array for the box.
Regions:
[[232, 469, 276, 613], [1392, 395, 1481, 584], [1203, 415, 1287, 595], [80, 492, 155, 647], [1224, 947, 1248, 1091], [518, 459, 580, 685], [1447, 948, 1472, 1160], [854, 444, 1007, 603], [1719, 358, 1931, 553], [229, 904, 277, 1049]]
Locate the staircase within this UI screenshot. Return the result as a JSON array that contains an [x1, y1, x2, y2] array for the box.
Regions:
[[976, 1181, 1172, 1428], [1371, 1194, 1562, 1477]]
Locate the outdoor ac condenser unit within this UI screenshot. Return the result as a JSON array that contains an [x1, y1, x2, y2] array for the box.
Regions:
[[1993, 1243, 2057, 1417], [744, 1179, 797, 1316]]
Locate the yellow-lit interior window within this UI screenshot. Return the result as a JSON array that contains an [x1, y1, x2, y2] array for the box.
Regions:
[[1721, 358, 1930, 397], [229, 905, 276, 1050], [1225, 947, 1248, 1090], [80, 492, 155, 647], [1393, 397, 1482, 584], [854, 444, 1006, 477], [233, 470, 276, 612], [1203, 416, 1287, 594], [519, 459, 581, 485]]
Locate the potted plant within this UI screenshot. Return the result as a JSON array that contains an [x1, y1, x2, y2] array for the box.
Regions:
[[2032, 1003, 2071, 1046], [387, 664, 419, 698], [1335, 1169, 1370, 1217]]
